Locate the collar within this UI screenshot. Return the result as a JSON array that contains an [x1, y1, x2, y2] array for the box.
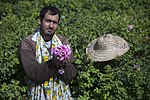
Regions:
[[32, 32, 37, 42], [32, 29, 53, 48]]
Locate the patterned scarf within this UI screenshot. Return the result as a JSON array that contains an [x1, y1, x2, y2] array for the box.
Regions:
[[28, 29, 73, 100]]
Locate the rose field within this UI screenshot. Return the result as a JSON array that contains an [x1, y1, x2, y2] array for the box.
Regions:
[[0, 0, 150, 99]]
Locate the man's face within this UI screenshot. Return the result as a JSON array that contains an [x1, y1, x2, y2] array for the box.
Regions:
[[40, 12, 59, 36]]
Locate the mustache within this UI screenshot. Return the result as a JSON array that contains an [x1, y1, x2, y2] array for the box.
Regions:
[[47, 28, 53, 31], [46, 31, 51, 34]]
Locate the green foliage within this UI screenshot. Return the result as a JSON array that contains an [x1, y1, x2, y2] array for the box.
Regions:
[[0, 80, 27, 100], [0, 0, 150, 99]]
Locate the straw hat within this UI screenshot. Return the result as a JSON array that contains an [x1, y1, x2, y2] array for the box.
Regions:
[[86, 34, 129, 62]]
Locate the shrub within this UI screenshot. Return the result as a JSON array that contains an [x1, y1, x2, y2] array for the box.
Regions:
[[0, 0, 150, 99]]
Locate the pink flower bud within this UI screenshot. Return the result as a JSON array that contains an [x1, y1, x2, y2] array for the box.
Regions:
[[128, 25, 133, 30]]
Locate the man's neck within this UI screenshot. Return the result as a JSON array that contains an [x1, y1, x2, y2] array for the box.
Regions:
[[40, 33, 54, 42]]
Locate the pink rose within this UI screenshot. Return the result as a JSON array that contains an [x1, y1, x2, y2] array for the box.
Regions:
[[51, 44, 72, 62]]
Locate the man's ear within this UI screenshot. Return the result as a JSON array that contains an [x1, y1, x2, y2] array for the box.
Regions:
[[38, 18, 41, 25]]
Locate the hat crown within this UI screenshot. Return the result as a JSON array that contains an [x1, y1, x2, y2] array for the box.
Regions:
[[93, 34, 113, 50], [93, 38, 106, 50]]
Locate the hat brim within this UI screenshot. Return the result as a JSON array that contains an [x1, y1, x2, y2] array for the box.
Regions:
[[86, 35, 129, 62]]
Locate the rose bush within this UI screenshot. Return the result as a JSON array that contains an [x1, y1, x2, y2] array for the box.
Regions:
[[0, 0, 150, 99]]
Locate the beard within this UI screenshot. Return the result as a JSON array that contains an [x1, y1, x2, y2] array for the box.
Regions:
[[45, 31, 54, 36], [40, 27, 54, 36]]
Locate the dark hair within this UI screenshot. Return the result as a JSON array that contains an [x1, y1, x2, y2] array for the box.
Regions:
[[37, 5, 60, 21]]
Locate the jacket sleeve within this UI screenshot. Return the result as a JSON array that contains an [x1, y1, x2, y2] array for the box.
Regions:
[[19, 38, 56, 83], [58, 35, 77, 82], [62, 63, 77, 82]]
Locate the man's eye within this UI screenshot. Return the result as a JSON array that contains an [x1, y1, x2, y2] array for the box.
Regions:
[[53, 21, 58, 24], [46, 20, 52, 22], [46, 19, 58, 24]]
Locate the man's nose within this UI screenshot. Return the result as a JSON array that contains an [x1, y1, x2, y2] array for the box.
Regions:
[[49, 22, 54, 28]]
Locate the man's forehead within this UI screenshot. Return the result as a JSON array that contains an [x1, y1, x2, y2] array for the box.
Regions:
[[44, 12, 59, 19]]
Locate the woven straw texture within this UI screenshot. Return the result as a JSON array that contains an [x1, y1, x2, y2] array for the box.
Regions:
[[86, 34, 129, 62]]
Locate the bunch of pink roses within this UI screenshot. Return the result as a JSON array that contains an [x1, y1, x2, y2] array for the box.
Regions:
[[51, 44, 72, 62]]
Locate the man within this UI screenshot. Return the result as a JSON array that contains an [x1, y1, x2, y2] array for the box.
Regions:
[[19, 5, 77, 100]]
